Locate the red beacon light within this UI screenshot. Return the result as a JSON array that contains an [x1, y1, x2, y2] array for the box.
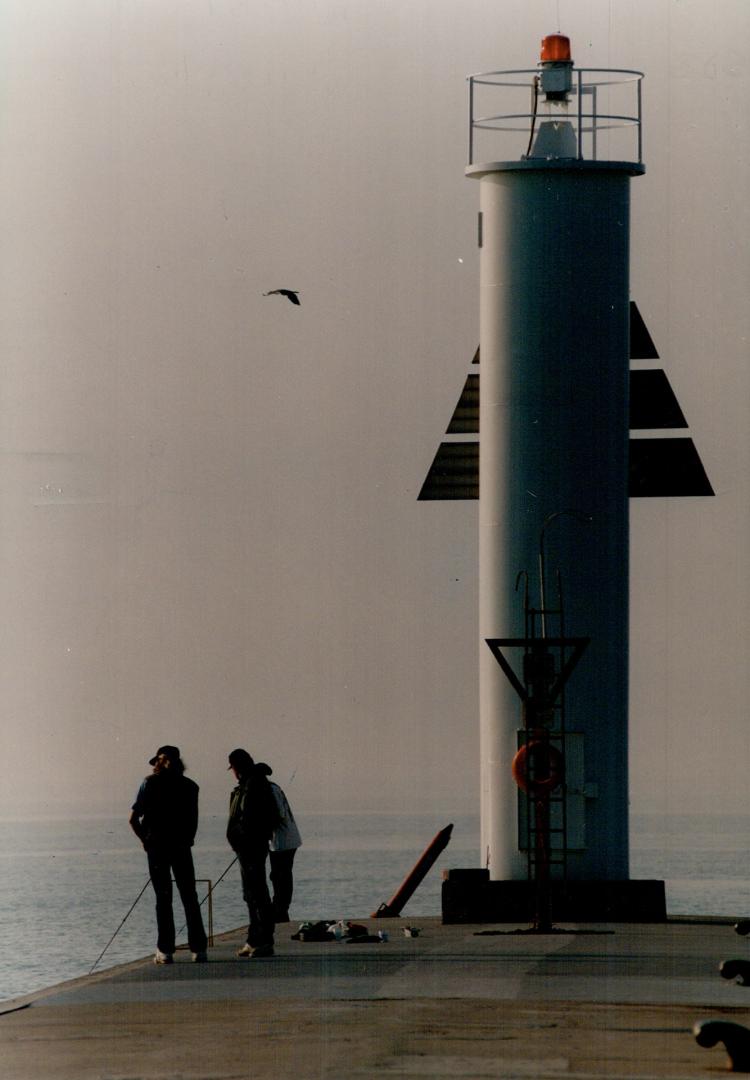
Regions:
[[538, 33, 573, 101], [540, 34, 572, 63]]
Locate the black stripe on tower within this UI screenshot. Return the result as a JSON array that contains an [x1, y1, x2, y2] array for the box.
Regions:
[[418, 303, 713, 500]]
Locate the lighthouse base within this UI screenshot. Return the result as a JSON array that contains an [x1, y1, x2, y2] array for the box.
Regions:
[[442, 870, 666, 923]]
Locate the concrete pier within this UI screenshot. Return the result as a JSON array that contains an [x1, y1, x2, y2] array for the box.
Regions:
[[2, 916, 749, 1078]]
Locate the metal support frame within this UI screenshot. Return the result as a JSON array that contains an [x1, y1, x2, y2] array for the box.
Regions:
[[486, 627, 589, 929]]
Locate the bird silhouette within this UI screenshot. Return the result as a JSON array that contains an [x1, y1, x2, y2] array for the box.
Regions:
[[263, 289, 301, 305]]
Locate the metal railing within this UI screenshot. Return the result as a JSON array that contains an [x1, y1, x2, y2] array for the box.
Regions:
[[467, 67, 644, 167], [196, 879, 215, 945]]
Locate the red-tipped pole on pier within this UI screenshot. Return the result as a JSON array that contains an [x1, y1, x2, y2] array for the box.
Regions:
[[371, 823, 453, 918]]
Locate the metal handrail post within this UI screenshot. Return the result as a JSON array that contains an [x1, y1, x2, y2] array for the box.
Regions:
[[196, 879, 214, 945], [592, 84, 598, 160], [637, 76, 643, 162]]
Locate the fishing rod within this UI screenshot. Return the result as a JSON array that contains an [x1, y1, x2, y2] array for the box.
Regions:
[[91, 854, 240, 975], [88, 877, 152, 974], [174, 855, 238, 941]]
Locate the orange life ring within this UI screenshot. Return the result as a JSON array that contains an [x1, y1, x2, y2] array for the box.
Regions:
[[511, 740, 564, 796]]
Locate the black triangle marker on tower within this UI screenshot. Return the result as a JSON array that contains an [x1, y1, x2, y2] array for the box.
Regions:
[[418, 302, 713, 500]]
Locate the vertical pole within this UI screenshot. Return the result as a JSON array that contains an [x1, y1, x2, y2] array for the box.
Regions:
[[637, 78, 643, 163], [533, 795, 552, 931]]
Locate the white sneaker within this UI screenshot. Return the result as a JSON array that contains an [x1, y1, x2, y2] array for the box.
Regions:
[[249, 944, 274, 958], [154, 949, 173, 965], [191, 951, 208, 963], [237, 943, 253, 957]]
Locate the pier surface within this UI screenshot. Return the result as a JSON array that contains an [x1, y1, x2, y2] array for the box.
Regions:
[[2, 916, 749, 1078]]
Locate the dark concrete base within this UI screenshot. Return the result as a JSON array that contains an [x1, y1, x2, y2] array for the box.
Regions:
[[441, 869, 667, 923]]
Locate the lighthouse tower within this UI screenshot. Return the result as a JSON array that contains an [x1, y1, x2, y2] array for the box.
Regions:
[[469, 37, 644, 889]]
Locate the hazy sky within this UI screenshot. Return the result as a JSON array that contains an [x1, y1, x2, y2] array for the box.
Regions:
[[0, 1, 747, 828]]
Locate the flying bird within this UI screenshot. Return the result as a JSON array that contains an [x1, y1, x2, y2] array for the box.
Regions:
[[263, 289, 301, 305]]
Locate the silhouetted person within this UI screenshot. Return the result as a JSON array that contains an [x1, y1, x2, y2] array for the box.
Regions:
[[226, 749, 280, 957], [129, 745, 208, 964], [257, 763, 302, 922]]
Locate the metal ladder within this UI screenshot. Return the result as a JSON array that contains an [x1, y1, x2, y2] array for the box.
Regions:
[[518, 572, 570, 885]]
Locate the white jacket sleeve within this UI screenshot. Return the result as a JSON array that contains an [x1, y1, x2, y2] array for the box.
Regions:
[[269, 783, 302, 851]]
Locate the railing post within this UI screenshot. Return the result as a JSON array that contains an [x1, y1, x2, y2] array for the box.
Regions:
[[637, 76, 643, 163], [592, 84, 598, 161], [194, 879, 214, 945]]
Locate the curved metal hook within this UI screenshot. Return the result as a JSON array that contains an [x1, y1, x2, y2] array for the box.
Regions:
[[538, 510, 593, 637], [515, 570, 530, 617]]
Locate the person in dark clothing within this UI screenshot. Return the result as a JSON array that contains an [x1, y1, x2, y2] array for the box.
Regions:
[[226, 748, 280, 958], [257, 762, 302, 923], [129, 745, 208, 965]]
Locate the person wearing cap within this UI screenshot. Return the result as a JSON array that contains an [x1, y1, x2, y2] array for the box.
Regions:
[[129, 745, 208, 965], [257, 763, 302, 923], [226, 749, 281, 958]]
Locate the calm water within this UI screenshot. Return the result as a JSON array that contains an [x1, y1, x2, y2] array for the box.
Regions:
[[1, 811, 748, 1002]]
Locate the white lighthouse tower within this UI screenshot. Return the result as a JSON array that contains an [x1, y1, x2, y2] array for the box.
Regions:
[[469, 36, 645, 892]]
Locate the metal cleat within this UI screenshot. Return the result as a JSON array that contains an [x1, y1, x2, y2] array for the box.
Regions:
[[694, 1019, 750, 1072], [721, 959, 750, 985]]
